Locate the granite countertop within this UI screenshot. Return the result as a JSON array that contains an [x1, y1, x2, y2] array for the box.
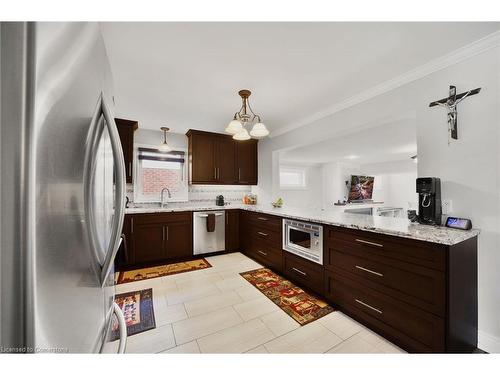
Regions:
[[125, 203, 479, 246]]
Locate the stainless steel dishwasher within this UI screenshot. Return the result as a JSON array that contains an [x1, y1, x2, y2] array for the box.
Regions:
[[193, 211, 226, 255]]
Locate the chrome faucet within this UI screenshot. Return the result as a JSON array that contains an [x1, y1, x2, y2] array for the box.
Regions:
[[160, 187, 171, 208]]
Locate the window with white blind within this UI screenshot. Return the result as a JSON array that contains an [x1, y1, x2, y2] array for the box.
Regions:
[[134, 147, 188, 202], [279, 165, 307, 189]]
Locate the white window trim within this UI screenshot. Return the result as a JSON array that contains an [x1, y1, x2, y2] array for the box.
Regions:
[[279, 165, 308, 190], [133, 143, 189, 203]]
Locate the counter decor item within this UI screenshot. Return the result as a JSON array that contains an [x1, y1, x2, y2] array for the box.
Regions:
[[243, 194, 257, 205], [271, 197, 283, 208]]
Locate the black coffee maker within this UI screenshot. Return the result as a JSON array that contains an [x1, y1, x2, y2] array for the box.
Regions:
[[216, 195, 225, 206], [416, 177, 442, 225]]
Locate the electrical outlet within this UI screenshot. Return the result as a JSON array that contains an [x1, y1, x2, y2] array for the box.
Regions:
[[442, 199, 453, 215]]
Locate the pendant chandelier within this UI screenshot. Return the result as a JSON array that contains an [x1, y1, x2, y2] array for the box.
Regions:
[[225, 89, 269, 140]]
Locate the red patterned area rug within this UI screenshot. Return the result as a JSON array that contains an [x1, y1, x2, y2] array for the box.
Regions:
[[240, 268, 334, 325], [116, 258, 212, 284]]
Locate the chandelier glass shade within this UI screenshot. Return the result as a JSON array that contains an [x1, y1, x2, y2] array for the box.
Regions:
[[226, 89, 269, 140]]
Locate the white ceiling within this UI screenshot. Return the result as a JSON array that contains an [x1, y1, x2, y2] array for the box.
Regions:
[[100, 22, 499, 135], [279, 118, 417, 165]]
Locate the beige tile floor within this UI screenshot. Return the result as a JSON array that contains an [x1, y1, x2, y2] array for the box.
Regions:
[[106, 252, 406, 354]]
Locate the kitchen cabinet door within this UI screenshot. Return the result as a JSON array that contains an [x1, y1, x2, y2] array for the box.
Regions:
[[132, 222, 165, 264], [115, 118, 138, 183], [225, 210, 240, 251], [165, 220, 193, 260], [188, 131, 217, 184], [216, 136, 237, 184], [236, 139, 258, 185]]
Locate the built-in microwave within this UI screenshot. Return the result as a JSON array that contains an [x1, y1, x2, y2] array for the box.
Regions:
[[282, 219, 323, 265]]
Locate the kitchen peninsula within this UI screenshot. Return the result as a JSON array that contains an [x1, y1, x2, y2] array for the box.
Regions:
[[118, 203, 479, 353]]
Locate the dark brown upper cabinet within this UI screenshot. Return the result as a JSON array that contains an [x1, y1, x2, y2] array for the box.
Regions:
[[115, 118, 138, 183], [187, 130, 258, 185], [236, 139, 258, 185]]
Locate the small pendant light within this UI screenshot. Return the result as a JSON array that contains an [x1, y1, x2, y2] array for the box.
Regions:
[[159, 127, 171, 153]]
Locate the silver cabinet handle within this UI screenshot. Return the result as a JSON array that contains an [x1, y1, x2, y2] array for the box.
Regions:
[[355, 299, 383, 314], [130, 217, 134, 233], [162, 226, 165, 241], [238, 168, 241, 181], [214, 167, 217, 180], [257, 217, 268, 221], [257, 231, 268, 237], [355, 239, 384, 248], [166, 226, 169, 241], [355, 265, 384, 277], [292, 267, 307, 276], [128, 161, 132, 177], [258, 250, 268, 256], [113, 302, 127, 354]]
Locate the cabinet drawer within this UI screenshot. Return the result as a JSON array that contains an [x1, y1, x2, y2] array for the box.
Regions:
[[132, 211, 191, 224], [331, 250, 445, 316], [325, 226, 446, 271], [283, 252, 323, 295], [247, 224, 281, 247], [327, 271, 445, 352], [248, 239, 282, 272], [247, 212, 282, 232]]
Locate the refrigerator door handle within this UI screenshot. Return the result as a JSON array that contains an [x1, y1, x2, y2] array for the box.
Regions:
[[113, 302, 127, 354], [83, 93, 126, 286], [99, 94, 126, 286]]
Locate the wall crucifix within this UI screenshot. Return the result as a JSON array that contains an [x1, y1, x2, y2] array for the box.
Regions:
[[429, 85, 481, 143]]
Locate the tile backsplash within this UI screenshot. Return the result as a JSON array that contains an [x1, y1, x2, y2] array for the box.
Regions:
[[188, 185, 251, 203], [126, 184, 251, 204]]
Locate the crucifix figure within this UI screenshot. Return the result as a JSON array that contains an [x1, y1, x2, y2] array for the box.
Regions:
[[429, 85, 481, 143]]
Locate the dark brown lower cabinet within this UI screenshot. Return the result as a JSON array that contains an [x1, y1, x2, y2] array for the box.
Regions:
[[325, 270, 445, 353], [117, 212, 192, 268], [283, 252, 324, 296], [323, 226, 478, 353], [165, 220, 193, 259], [240, 211, 283, 273], [225, 209, 240, 251], [133, 222, 165, 264]]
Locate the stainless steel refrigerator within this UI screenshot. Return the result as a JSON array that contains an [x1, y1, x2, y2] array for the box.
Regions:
[[1, 22, 127, 353]]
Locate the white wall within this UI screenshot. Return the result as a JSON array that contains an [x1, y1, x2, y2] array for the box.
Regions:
[[275, 162, 323, 209], [359, 160, 418, 210], [321, 161, 359, 207], [257, 46, 500, 352]]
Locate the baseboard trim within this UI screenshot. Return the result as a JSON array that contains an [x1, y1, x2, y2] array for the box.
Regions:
[[478, 330, 500, 353]]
